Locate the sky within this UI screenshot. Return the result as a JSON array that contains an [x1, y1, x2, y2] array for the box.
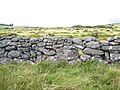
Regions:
[[0, 0, 120, 27]]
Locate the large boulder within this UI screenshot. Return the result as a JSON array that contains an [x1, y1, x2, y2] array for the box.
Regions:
[[57, 47, 79, 61]]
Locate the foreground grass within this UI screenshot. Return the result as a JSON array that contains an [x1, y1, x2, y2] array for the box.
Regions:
[[0, 61, 120, 90]]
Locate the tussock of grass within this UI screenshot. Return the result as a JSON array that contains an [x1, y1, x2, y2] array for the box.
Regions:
[[0, 61, 120, 90]]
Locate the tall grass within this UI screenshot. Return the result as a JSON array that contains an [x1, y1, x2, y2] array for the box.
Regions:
[[0, 61, 120, 90]]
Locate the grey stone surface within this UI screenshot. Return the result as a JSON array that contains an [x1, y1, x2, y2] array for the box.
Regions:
[[86, 41, 100, 49], [83, 36, 96, 42], [105, 52, 110, 60], [0, 35, 120, 64], [72, 38, 83, 44], [107, 37, 115, 41], [5, 46, 16, 50], [101, 46, 120, 51], [74, 44, 84, 49], [83, 48, 104, 55], [0, 48, 5, 55], [110, 53, 120, 61], [91, 55, 103, 61], [47, 56, 57, 62], [8, 51, 21, 59], [100, 40, 109, 46], [114, 39, 120, 43], [80, 54, 91, 61], [0, 40, 11, 47]]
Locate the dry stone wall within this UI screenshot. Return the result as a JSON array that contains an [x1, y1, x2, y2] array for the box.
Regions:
[[0, 35, 120, 64]]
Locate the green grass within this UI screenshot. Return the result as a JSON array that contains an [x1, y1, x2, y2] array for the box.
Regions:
[[0, 23, 120, 40], [0, 23, 120, 90], [0, 61, 120, 90]]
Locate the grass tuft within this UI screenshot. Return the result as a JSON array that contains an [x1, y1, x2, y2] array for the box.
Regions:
[[0, 61, 120, 90]]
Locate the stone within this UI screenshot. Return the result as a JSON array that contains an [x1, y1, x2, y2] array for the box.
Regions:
[[91, 55, 103, 61], [17, 47, 30, 52], [109, 42, 118, 45], [107, 37, 115, 41], [37, 42, 45, 47], [32, 44, 37, 50], [21, 42, 31, 47], [57, 47, 79, 61], [45, 45, 53, 49], [100, 40, 109, 46], [68, 48, 79, 59], [5, 46, 16, 51], [110, 53, 120, 61], [11, 37, 19, 42], [105, 52, 110, 60], [53, 44, 63, 48], [80, 54, 91, 61], [64, 42, 72, 46], [101, 46, 120, 51], [21, 54, 30, 59], [36, 55, 47, 61], [46, 50, 56, 56], [74, 44, 84, 49], [0, 48, 5, 55], [45, 42, 53, 46], [114, 39, 120, 43], [13, 58, 24, 63], [37, 47, 49, 54], [30, 38, 39, 42], [47, 56, 57, 62], [8, 51, 21, 59], [86, 41, 100, 49], [57, 38, 65, 44], [72, 38, 83, 45], [36, 51, 42, 55], [9, 42, 18, 46], [30, 51, 36, 57], [83, 48, 104, 55], [0, 40, 11, 47], [77, 58, 82, 62], [0, 54, 5, 58], [83, 36, 96, 42], [30, 38, 39, 43], [68, 60, 76, 64]]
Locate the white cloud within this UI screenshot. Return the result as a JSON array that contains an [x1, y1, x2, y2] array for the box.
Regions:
[[0, 0, 120, 27]]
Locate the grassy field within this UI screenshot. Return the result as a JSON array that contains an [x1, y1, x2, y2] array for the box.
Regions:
[[0, 23, 120, 90], [0, 23, 120, 40], [0, 61, 120, 90]]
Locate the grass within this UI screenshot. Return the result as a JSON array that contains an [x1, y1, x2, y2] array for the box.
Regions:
[[0, 23, 120, 40], [0, 61, 120, 90], [0, 23, 120, 90]]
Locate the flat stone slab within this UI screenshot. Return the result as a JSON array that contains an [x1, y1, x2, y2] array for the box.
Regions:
[[83, 48, 104, 55], [86, 41, 100, 49], [101, 46, 120, 51]]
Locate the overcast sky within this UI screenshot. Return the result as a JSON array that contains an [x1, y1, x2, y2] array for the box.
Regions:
[[0, 0, 120, 27]]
